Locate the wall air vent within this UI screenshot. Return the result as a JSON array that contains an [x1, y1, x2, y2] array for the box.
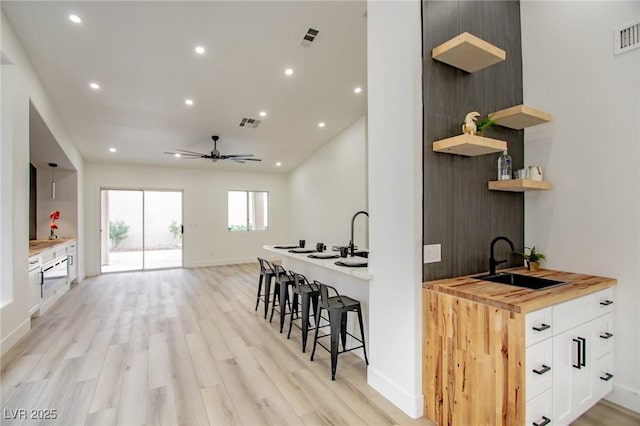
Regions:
[[300, 28, 320, 47], [239, 118, 261, 128], [615, 20, 640, 55]]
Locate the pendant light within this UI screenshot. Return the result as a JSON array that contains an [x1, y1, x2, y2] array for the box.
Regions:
[[48, 162, 58, 200]]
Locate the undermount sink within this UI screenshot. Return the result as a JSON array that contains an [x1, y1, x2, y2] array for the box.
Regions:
[[474, 272, 566, 290]]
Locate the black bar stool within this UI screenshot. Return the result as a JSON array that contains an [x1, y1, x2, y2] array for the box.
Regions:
[[256, 258, 275, 319], [269, 264, 294, 333], [310, 280, 369, 380], [287, 271, 320, 353]]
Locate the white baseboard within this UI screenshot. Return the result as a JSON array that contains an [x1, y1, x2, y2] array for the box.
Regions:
[[0, 318, 30, 357], [607, 382, 640, 414], [367, 366, 423, 419]]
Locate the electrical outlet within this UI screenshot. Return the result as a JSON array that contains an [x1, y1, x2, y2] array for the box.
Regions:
[[424, 244, 441, 264]]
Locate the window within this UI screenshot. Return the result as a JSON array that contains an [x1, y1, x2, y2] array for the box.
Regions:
[[228, 191, 268, 231]]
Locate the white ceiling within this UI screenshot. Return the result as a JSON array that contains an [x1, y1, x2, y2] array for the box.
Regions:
[[2, 1, 367, 173]]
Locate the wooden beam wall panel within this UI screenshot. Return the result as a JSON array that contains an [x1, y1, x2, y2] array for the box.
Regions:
[[423, 289, 525, 425]]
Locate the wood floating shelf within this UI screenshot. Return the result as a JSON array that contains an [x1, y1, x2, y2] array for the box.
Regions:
[[488, 179, 552, 192], [432, 32, 506, 73], [433, 134, 507, 157], [491, 105, 552, 130]]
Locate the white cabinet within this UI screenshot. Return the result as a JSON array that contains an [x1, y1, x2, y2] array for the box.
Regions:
[[28, 255, 42, 315], [553, 321, 595, 424], [66, 242, 78, 283], [524, 288, 615, 426]]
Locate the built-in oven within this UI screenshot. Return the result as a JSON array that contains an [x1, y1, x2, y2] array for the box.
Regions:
[[41, 255, 69, 298]]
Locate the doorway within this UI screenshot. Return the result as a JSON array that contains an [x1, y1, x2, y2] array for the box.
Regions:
[[100, 189, 183, 273]]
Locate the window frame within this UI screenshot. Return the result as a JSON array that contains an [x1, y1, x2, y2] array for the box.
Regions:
[[227, 190, 269, 232]]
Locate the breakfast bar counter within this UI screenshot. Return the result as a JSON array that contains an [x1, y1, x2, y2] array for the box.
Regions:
[[263, 244, 371, 359]]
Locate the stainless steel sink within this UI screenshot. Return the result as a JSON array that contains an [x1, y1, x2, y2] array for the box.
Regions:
[[474, 273, 566, 290]]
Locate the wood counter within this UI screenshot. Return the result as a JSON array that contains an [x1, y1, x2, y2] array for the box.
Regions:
[[29, 238, 75, 256], [423, 267, 616, 313], [422, 267, 617, 425]]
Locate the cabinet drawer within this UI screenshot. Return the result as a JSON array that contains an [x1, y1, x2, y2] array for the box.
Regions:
[[593, 288, 614, 317], [594, 313, 614, 359], [526, 307, 553, 347], [594, 352, 614, 400], [553, 293, 593, 335], [40, 249, 56, 264], [526, 389, 553, 426], [526, 339, 554, 401]]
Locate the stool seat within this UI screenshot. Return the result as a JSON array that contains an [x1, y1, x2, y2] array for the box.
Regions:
[[270, 264, 294, 332], [287, 272, 320, 353], [256, 258, 276, 319], [310, 280, 368, 380], [324, 295, 359, 310]]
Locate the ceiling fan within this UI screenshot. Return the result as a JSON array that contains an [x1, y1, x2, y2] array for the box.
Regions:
[[164, 135, 262, 163]]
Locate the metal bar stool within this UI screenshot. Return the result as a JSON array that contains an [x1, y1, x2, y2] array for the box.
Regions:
[[256, 258, 276, 319], [310, 280, 369, 380], [269, 264, 294, 333], [287, 271, 321, 353]]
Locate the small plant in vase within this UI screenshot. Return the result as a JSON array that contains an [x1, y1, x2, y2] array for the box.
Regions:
[[517, 246, 546, 271], [49, 210, 60, 239], [475, 114, 497, 136]]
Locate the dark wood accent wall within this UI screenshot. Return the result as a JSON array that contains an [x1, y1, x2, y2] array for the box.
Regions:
[[423, 1, 524, 281]]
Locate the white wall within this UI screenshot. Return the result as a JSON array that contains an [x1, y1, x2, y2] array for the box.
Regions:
[[0, 12, 85, 355], [288, 116, 368, 246], [521, 1, 640, 413], [1, 63, 15, 305], [84, 162, 289, 275], [36, 168, 78, 240], [367, 0, 423, 418]]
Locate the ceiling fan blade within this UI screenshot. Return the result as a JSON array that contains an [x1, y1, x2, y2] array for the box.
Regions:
[[222, 154, 254, 158], [240, 158, 262, 161], [231, 160, 246, 163], [174, 148, 208, 155], [183, 156, 208, 159]]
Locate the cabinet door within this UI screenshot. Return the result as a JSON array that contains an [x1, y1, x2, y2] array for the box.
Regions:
[[68, 247, 78, 282], [553, 321, 594, 425], [28, 267, 41, 314]]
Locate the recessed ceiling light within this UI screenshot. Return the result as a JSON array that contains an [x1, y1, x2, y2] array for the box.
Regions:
[[318, 122, 326, 128], [259, 111, 267, 117], [276, 162, 282, 167], [354, 87, 362, 94], [195, 46, 205, 55], [109, 147, 116, 153], [185, 99, 194, 106], [68, 14, 82, 24], [285, 68, 294, 76], [174, 153, 181, 158], [89, 82, 100, 90]]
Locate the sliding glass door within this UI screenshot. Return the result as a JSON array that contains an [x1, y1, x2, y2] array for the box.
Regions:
[[100, 189, 183, 273]]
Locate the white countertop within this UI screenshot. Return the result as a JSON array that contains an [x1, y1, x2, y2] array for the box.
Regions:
[[263, 245, 373, 280]]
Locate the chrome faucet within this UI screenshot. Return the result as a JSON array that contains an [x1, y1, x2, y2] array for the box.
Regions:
[[489, 236, 515, 276], [349, 211, 368, 257]]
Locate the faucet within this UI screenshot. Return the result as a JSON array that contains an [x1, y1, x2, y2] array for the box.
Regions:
[[349, 211, 369, 256], [489, 236, 515, 276]]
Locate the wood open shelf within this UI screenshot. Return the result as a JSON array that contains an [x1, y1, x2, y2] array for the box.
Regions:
[[432, 32, 506, 73], [488, 179, 552, 192], [433, 134, 507, 157], [491, 105, 552, 129]]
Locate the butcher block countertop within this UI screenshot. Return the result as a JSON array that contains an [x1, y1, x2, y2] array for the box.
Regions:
[[29, 238, 75, 256], [424, 267, 616, 314]]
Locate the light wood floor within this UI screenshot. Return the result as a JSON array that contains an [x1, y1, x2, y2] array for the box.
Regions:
[[1, 264, 432, 426], [1, 264, 638, 426]]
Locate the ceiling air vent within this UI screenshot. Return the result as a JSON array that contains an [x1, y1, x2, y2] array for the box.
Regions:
[[300, 28, 320, 47], [615, 20, 640, 55], [239, 118, 261, 128]]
